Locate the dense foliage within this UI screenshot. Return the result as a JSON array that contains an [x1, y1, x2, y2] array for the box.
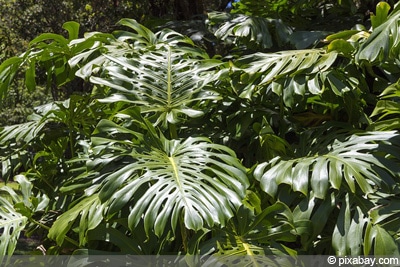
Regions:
[[1, 0, 400, 264], [0, 0, 230, 126]]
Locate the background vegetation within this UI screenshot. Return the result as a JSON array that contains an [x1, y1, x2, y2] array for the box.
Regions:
[[1, 0, 400, 264]]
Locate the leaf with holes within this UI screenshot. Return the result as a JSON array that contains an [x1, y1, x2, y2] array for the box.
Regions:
[[0, 182, 29, 260], [356, 4, 400, 63]]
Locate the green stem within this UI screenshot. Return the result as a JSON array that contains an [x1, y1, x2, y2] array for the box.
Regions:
[[169, 123, 178, 139], [179, 214, 188, 253], [279, 96, 286, 138], [31, 218, 79, 247], [27, 167, 55, 192], [68, 128, 75, 158]]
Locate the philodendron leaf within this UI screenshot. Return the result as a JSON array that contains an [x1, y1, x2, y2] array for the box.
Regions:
[[0, 175, 50, 260], [366, 197, 400, 255], [370, 81, 400, 130], [327, 39, 355, 56], [86, 224, 143, 254], [58, 115, 249, 242], [211, 12, 274, 49], [371, 2, 391, 29], [93, 132, 248, 237], [73, 22, 223, 127], [91, 44, 221, 127], [0, 187, 28, 259], [48, 194, 105, 246], [63, 21, 80, 41], [356, 3, 400, 63], [232, 49, 354, 105], [254, 131, 400, 199], [332, 196, 369, 256], [237, 49, 338, 85], [126, 138, 249, 235], [332, 193, 351, 256], [364, 222, 399, 255]]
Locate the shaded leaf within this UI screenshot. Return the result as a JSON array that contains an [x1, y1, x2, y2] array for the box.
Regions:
[[48, 194, 104, 246], [364, 222, 399, 255]]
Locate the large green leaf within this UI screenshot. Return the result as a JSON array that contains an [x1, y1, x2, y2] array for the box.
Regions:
[[238, 49, 338, 84], [48, 194, 105, 246], [0, 121, 42, 145], [364, 222, 400, 255], [102, 135, 248, 236], [68, 19, 224, 129], [0, 96, 98, 181], [209, 12, 274, 49], [254, 131, 400, 199], [231, 49, 357, 106], [291, 191, 336, 251], [0, 21, 88, 103], [332, 194, 369, 256], [364, 195, 400, 255], [90, 44, 221, 127], [0, 116, 45, 181], [51, 116, 249, 243], [0, 56, 24, 103], [356, 3, 400, 63], [0, 175, 36, 259], [200, 203, 296, 262], [370, 80, 400, 131], [86, 224, 143, 254], [71, 19, 164, 80], [0, 192, 27, 260]]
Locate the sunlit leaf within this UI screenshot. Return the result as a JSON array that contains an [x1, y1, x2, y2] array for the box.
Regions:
[[356, 4, 400, 63], [0, 179, 32, 260], [254, 131, 400, 199], [370, 2, 391, 29]]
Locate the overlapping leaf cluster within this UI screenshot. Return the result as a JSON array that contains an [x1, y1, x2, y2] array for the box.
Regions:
[[0, 0, 400, 262]]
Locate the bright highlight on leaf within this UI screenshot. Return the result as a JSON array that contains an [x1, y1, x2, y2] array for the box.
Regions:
[[91, 121, 249, 237], [1, 1, 400, 258], [254, 131, 400, 199]]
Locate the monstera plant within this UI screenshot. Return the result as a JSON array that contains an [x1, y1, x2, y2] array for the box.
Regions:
[[0, 1, 400, 262]]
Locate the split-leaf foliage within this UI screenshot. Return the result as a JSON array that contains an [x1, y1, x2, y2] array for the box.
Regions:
[[1, 1, 400, 263]]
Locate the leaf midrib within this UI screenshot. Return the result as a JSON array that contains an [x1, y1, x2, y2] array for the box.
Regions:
[[168, 155, 189, 207], [167, 46, 172, 108]]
